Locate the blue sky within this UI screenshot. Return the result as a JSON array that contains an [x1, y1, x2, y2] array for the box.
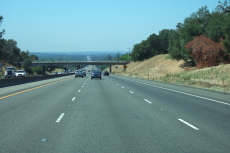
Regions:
[[1, 0, 220, 52]]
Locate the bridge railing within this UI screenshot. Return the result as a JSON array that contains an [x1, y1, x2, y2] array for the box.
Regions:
[[32, 60, 130, 63]]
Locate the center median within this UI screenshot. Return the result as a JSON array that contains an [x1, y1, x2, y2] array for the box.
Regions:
[[0, 73, 74, 88]]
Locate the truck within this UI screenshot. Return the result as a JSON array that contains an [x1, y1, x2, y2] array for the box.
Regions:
[[4, 67, 16, 78]]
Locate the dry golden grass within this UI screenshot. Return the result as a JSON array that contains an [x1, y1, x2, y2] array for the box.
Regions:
[[107, 54, 230, 93], [110, 54, 184, 79]]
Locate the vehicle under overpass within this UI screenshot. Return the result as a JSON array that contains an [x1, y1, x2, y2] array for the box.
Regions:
[[31, 61, 130, 74]]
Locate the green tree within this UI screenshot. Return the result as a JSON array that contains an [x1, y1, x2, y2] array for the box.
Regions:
[[158, 29, 172, 54], [29, 54, 39, 61], [216, 0, 230, 13], [20, 50, 29, 60], [168, 30, 183, 60], [33, 66, 43, 75], [46, 66, 55, 73], [132, 40, 151, 61], [205, 12, 224, 42], [0, 16, 5, 60], [119, 53, 132, 61], [0, 16, 4, 41], [21, 59, 33, 74], [168, 6, 211, 61], [217, 0, 230, 54], [222, 13, 230, 53], [146, 33, 160, 56], [1, 39, 20, 65]]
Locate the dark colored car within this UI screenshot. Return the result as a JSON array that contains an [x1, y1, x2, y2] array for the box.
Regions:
[[82, 71, 86, 77], [91, 71, 102, 79], [104, 71, 109, 76], [75, 70, 84, 78]]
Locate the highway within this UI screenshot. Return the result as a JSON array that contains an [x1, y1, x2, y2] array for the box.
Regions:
[[0, 73, 230, 152]]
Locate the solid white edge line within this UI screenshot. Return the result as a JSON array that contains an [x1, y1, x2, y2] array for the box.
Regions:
[[178, 118, 199, 130], [72, 97, 76, 101], [56, 113, 65, 123], [144, 99, 152, 104], [115, 76, 230, 106]]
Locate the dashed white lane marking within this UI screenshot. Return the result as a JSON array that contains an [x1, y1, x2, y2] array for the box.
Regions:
[[130, 91, 134, 94], [121, 86, 124, 88], [72, 97, 76, 101], [56, 113, 65, 123], [178, 118, 199, 130], [116, 84, 119, 85], [144, 99, 152, 104], [114, 76, 230, 106], [78, 90, 81, 92], [82, 86, 84, 88]]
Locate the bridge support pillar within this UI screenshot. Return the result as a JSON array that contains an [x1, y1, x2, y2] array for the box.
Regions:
[[42, 66, 46, 75], [109, 65, 112, 73]]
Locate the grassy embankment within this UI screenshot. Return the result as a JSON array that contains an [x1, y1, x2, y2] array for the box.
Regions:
[[108, 54, 230, 93]]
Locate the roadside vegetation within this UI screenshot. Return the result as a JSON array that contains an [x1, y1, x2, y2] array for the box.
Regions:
[[126, 1, 230, 66], [112, 54, 230, 93], [113, 1, 230, 92], [155, 65, 230, 93], [0, 16, 40, 76]]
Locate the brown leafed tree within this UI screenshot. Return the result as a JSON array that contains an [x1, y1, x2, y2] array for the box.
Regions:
[[185, 35, 229, 68]]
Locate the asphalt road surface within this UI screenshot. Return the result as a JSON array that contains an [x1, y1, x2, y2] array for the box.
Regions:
[[0, 74, 230, 153]]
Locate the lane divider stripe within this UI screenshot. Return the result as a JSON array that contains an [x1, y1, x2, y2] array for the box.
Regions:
[[114, 76, 230, 106], [144, 99, 152, 104], [178, 118, 199, 130], [56, 113, 65, 122]]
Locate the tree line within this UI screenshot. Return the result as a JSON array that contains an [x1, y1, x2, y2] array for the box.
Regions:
[[0, 16, 39, 74], [129, 0, 230, 67]]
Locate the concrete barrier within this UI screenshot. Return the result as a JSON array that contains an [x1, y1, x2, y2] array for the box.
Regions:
[[0, 73, 74, 88]]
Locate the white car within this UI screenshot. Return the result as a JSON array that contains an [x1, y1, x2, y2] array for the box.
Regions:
[[15, 70, 26, 77]]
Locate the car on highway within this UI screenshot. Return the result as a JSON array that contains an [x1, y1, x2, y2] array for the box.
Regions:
[[4, 67, 16, 78], [91, 71, 102, 79], [82, 70, 86, 77], [104, 71, 109, 76], [15, 70, 26, 77], [75, 70, 84, 78]]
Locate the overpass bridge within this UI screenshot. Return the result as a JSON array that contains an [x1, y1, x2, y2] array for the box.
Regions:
[[31, 61, 130, 73]]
